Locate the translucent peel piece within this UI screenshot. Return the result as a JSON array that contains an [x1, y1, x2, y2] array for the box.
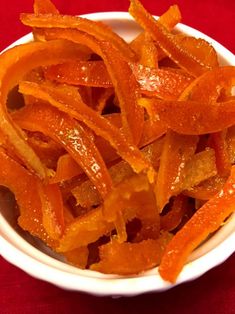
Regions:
[[0, 39, 88, 178], [159, 166, 235, 283], [18, 81, 153, 179], [13, 102, 113, 199], [129, 0, 215, 77]]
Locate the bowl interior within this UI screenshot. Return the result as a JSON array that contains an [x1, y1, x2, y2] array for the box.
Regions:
[[0, 12, 235, 296]]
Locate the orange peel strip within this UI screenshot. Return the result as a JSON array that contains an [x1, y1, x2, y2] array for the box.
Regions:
[[72, 160, 134, 208], [13, 102, 113, 199], [20, 13, 136, 61], [179, 66, 235, 102], [61, 175, 158, 249], [102, 174, 159, 242], [139, 98, 235, 135], [18, 81, 153, 178], [91, 236, 171, 275], [0, 148, 56, 247], [155, 131, 198, 211], [72, 139, 163, 209], [96, 41, 144, 145], [45, 60, 193, 101], [45, 60, 113, 88], [34, 0, 59, 14], [131, 63, 193, 100], [49, 154, 83, 184], [131, 4, 182, 62], [45, 116, 165, 184], [158, 4, 182, 30], [57, 206, 114, 252], [159, 166, 235, 283], [0, 39, 89, 178], [184, 176, 226, 200], [129, 0, 213, 77], [26, 132, 65, 170], [38, 28, 144, 145], [64, 247, 89, 269], [38, 182, 65, 240], [133, 32, 159, 68], [182, 148, 217, 191], [160, 195, 188, 232], [208, 130, 231, 177]]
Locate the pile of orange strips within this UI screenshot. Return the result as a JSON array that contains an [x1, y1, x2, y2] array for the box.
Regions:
[[0, 0, 234, 283]]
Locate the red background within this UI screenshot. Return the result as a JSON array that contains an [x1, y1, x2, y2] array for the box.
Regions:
[[0, 0, 235, 313]]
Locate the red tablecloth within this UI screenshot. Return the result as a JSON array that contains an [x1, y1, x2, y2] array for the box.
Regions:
[[0, 0, 235, 313]]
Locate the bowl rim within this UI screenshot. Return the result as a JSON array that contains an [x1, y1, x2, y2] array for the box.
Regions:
[[1, 219, 235, 296], [0, 11, 235, 296]]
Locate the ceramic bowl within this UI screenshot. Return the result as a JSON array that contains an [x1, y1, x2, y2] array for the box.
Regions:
[[0, 12, 235, 297]]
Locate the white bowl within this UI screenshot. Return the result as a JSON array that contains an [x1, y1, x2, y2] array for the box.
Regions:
[[0, 12, 235, 297]]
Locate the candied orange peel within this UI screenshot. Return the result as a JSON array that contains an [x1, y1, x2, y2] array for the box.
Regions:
[[0, 0, 234, 283]]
